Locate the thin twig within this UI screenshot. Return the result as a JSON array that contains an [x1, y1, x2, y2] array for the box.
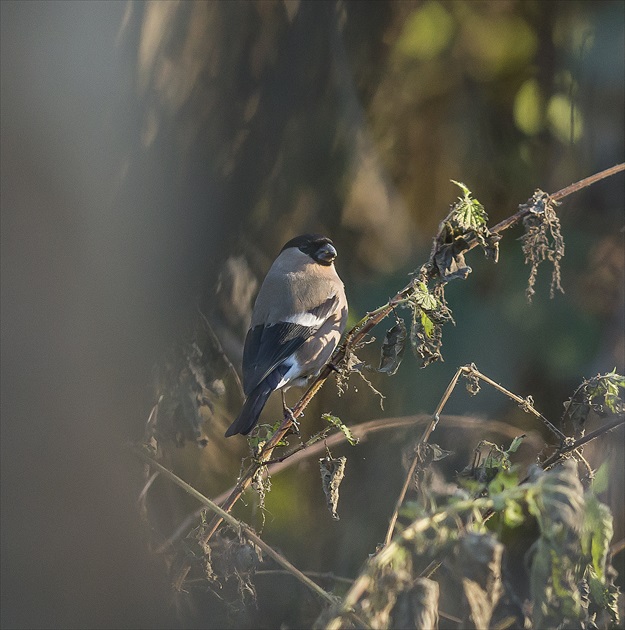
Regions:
[[461, 364, 566, 441], [381, 369, 467, 548], [550, 163, 625, 201], [383, 454, 420, 547], [138, 470, 160, 505], [263, 428, 333, 465], [382, 361, 562, 547], [467, 163, 625, 246], [537, 416, 625, 472], [132, 446, 337, 606], [509, 417, 625, 491], [419, 560, 442, 579], [382, 367, 465, 547], [325, 493, 512, 630]]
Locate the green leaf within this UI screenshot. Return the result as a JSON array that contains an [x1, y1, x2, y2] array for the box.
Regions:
[[507, 434, 526, 454], [581, 494, 613, 579], [450, 180, 488, 229], [563, 370, 625, 431], [248, 421, 289, 451], [503, 498, 525, 528], [588, 566, 620, 625], [590, 460, 610, 495], [420, 310, 435, 338], [322, 413, 359, 446], [413, 282, 438, 310], [488, 467, 520, 495]]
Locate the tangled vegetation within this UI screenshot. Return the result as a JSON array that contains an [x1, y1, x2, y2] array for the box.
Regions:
[[138, 166, 624, 629]]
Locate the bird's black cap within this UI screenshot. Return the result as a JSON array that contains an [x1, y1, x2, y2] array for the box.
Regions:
[[281, 233, 334, 252], [281, 234, 337, 265]]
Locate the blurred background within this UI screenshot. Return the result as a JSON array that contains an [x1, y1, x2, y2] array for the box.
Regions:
[[1, 0, 623, 628]]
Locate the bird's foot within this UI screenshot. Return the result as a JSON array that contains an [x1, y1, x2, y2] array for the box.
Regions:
[[284, 407, 300, 436]]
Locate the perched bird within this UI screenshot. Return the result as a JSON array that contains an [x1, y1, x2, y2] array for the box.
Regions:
[[225, 234, 348, 437]]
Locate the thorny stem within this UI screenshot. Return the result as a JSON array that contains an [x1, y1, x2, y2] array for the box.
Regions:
[[461, 364, 566, 441], [550, 164, 625, 201], [464, 163, 625, 249], [536, 415, 625, 474], [200, 163, 624, 545], [263, 428, 333, 465], [132, 446, 338, 607]]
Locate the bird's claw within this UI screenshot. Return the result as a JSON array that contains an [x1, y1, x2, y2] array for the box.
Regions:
[[284, 407, 300, 436]]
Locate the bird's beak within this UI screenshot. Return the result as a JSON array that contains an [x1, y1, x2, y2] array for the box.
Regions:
[[316, 243, 337, 263]]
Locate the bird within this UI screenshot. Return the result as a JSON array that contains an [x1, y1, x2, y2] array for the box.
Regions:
[[225, 234, 348, 437]]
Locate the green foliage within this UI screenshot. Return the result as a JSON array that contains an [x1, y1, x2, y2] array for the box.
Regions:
[[524, 463, 620, 629], [526, 463, 586, 628], [322, 413, 359, 446], [327, 462, 620, 629], [383, 181, 500, 371], [405, 283, 452, 367], [430, 182, 499, 284], [563, 370, 625, 432], [450, 180, 489, 232], [459, 436, 526, 489], [248, 421, 290, 453]]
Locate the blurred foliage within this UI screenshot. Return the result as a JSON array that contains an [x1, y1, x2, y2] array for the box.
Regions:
[[323, 461, 620, 629]]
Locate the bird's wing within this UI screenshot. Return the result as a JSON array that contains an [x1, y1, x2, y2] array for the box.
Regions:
[[242, 294, 339, 395]]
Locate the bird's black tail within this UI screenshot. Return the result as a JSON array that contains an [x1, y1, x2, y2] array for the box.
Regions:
[[225, 365, 290, 437], [224, 384, 273, 437]]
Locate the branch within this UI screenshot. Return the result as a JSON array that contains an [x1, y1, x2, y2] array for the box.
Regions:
[[202, 163, 625, 544], [537, 415, 625, 472], [132, 446, 337, 606], [460, 364, 566, 441], [468, 163, 625, 246]]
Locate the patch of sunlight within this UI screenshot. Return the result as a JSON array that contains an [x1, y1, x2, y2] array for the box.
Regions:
[[395, 1, 455, 61], [547, 94, 584, 144], [460, 12, 538, 80], [514, 79, 544, 136]]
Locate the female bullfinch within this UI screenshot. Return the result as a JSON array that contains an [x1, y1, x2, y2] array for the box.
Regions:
[[225, 234, 348, 437]]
